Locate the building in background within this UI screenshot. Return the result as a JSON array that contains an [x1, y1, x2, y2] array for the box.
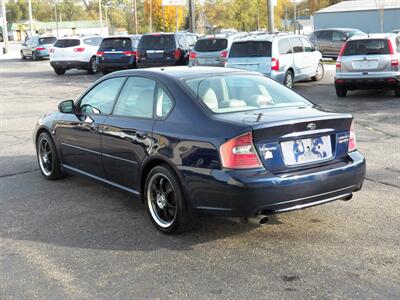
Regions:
[[7, 20, 108, 41], [314, 0, 400, 33]]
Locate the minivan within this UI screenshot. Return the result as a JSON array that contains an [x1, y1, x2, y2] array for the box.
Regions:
[[96, 35, 141, 74], [137, 32, 195, 68], [21, 36, 57, 60], [226, 34, 324, 88]]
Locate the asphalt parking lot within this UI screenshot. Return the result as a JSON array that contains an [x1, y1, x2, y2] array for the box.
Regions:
[[1, 59, 399, 299]]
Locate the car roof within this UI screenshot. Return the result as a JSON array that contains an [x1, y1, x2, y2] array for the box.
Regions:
[[58, 35, 102, 40], [233, 33, 304, 43], [106, 66, 257, 80], [102, 35, 141, 39], [314, 28, 363, 32], [348, 33, 397, 40]]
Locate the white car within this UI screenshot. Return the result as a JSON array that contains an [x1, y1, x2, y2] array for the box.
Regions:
[[49, 35, 103, 75]]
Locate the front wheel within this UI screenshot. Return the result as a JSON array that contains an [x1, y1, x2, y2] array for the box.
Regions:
[[335, 86, 347, 97], [312, 62, 324, 81], [54, 68, 66, 75], [144, 165, 194, 234], [283, 70, 294, 88], [88, 56, 98, 74], [36, 132, 65, 180]]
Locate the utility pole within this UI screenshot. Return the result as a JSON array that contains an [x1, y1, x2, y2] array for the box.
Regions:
[[99, 0, 103, 35], [133, 0, 138, 34], [293, 0, 297, 34], [28, 0, 33, 36], [256, 0, 260, 30], [267, 0, 274, 33], [175, 6, 179, 32], [54, 1, 59, 38], [1, 0, 9, 54], [149, 0, 152, 32], [189, 0, 195, 33]]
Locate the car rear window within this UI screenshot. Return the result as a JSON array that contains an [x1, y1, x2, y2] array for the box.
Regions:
[[343, 39, 390, 56], [39, 37, 57, 45], [54, 39, 80, 48], [99, 38, 132, 51], [138, 34, 176, 50], [194, 38, 228, 52], [229, 41, 272, 57]]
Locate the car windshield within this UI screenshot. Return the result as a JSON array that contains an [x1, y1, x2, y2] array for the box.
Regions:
[[229, 41, 272, 57], [39, 37, 57, 45], [99, 38, 132, 51], [194, 38, 228, 52], [138, 34, 175, 50], [343, 39, 390, 56], [185, 75, 310, 114]]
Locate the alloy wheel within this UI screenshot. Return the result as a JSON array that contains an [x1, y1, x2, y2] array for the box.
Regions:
[[285, 72, 293, 88], [38, 138, 53, 176]]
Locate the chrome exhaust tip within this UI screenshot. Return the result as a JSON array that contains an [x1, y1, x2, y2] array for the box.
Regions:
[[244, 215, 269, 226], [342, 194, 353, 201]]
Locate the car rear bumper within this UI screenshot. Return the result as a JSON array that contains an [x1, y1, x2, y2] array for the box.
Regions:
[[97, 61, 136, 71], [335, 75, 400, 90], [34, 50, 49, 58], [50, 60, 89, 70], [180, 151, 366, 217], [137, 60, 179, 68]]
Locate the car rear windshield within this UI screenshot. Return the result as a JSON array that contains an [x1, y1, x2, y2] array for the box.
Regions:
[[138, 34, 176, 50], [54, 39, 80, 48], [184, 75, 310, 114], [343, 39, 390, 56], [99, 38, 132, 51], [229, 41, 272, 57], [39, 37, 57, 45], [194, 38, 228, 52]]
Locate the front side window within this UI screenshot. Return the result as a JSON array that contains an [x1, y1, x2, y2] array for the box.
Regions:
[[84, 37, 103, 46], [185, 75, 310, 114], [332, 31, 346, 41], [319, 31, 333, 40], [113, 77, 156, 118], [290, 37, 304, 53], [80, 77, 126, 114], [156, 87, 173, 117], [301, 38, 314, 52]]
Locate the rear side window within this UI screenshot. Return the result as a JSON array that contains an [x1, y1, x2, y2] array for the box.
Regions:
[[84, 37, 102, 46], [194, 39, 228, 52], [319, 31, 332, 40], [229, 41, 272, 57], [343, 39, 390, 56], [332, 31, 346, 41], [99, 38, 132, 51], [278, 38, 292, 54], [39, 37, 57, 45], [138, 35, 176, 50], [290, 38, 304, 53], [54, 39, 80, 48]]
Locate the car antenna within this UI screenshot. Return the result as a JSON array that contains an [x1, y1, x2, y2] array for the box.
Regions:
[[256, 112, 263, 122]]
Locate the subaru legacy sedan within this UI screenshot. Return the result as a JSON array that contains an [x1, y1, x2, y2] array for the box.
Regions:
[[34, 67, 365, 233]]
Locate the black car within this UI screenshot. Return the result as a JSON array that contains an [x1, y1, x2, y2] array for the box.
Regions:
[[96, 35, 141, 74], [21, 36, 57, 60], [34, 67, 366, 233], [310, 28, 365, 59], [137, 32, 196, 68]]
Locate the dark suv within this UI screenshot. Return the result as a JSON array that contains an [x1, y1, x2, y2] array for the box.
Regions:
[[96, 35, 141, 74], [137, 32, 196, 68], [310, 28, 365, 59]]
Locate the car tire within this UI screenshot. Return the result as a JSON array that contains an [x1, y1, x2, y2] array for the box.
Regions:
[[36, 132, 66, 180], [88, 56, 98, 74], [283, 70, 294, 88], [312, 62, 324, 81], [31, 52, 36, 61], [144, 165, 194, 234], [335, 87, 347, 97], [394, 87, 400, 97], [21, 51, 26, 60], [54, 68, 66, 75]]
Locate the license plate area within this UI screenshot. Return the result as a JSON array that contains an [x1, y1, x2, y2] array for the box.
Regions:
[[280, 135, 333, 166], [352, 60, 379, 70]]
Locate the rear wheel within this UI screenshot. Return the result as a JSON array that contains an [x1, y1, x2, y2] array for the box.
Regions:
[[54, 68, 66, 75], [283, 70, 294, 88], [36, 132, 65, 180], [394, 87, 400, 97], [335, 86, 347, 97], [312, 62, 324, 81], [144, 165, 194, 234], [88, 56, 97, 74]]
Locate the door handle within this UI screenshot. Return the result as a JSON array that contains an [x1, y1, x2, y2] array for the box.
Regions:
[[135, 131, 147, 139]]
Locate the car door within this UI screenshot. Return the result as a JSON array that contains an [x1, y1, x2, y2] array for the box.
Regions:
[[22, 38, 31, 57], [101, 76, 158, 190], [331, 31, 347, 58], [57, 77, 126, 177], [289, 37, 307, 81], [300, 37, 319, 77], [318, 30, 333, 56]]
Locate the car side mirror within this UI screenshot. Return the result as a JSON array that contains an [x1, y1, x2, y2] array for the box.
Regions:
[[58, 100, 75, 113]]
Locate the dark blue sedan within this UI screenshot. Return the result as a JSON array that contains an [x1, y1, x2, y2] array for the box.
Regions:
[[33, 67, 366, 233]]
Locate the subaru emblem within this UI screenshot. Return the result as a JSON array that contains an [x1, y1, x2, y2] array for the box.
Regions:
[[307, 123, 316, 130]]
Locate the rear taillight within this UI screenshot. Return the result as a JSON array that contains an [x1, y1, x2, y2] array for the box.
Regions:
[[96, 51, 104, 57], [388, 39, 399, 66], [220, 132, 263, 169], [271, 58, 279, 71], [175, 49, 181, 60], [336, 41, 348, 69], [123, 51, 137, 56], [189, 51, 197, 59], [74, 47, 85, 52], [220, 50, 228, 58], [35, 47, 45, 51], [348, 120, 357, 152]]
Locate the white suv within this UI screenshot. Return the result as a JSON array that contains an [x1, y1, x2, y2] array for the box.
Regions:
[[49, 35, 103, 75]]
